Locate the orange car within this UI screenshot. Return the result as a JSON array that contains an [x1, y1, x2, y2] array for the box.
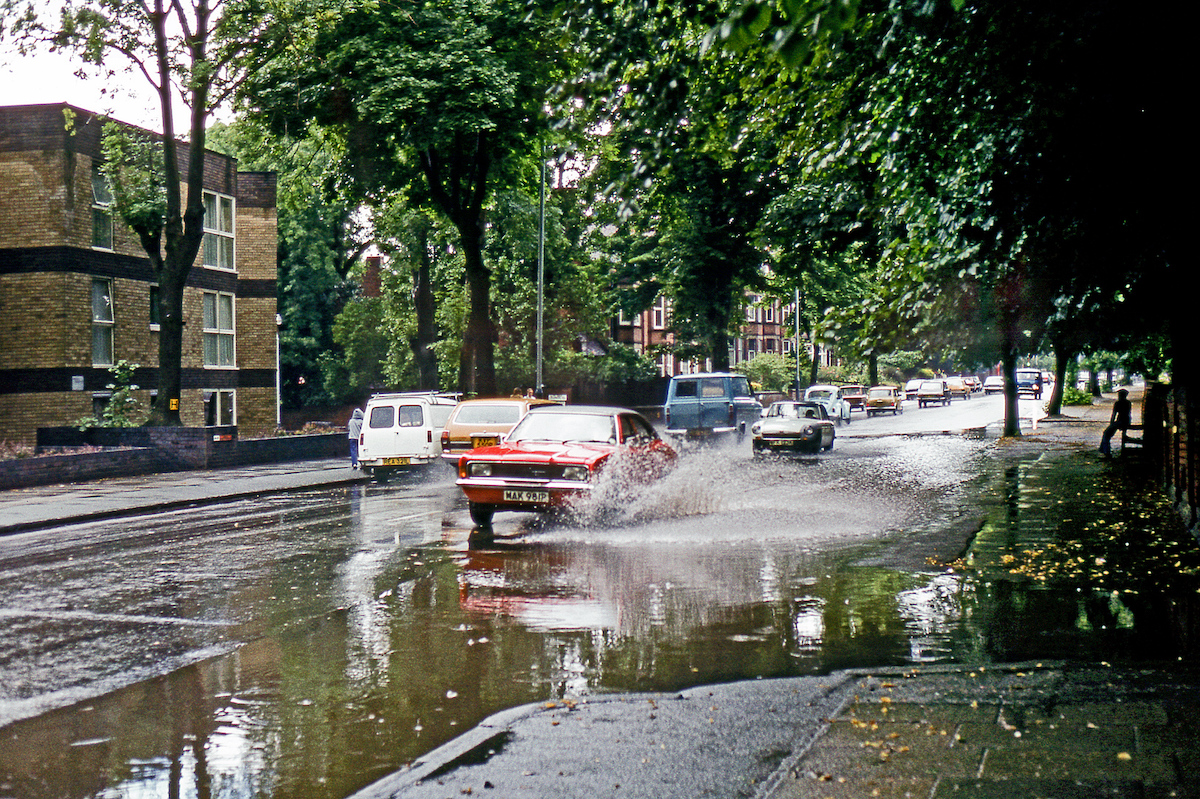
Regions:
[[439, 397, 556, 462]]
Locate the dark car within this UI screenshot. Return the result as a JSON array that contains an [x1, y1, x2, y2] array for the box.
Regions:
[[750, 401, 836, 455], [917, 379, 951, 407], [1015, 368, 1043, 398], [456, 405, 676, 527]]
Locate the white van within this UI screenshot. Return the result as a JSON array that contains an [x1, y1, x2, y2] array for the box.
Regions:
[[358, 392, 458, 476]]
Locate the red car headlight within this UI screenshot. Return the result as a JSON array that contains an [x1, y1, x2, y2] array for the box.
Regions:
[[562, 465, 590, 481]]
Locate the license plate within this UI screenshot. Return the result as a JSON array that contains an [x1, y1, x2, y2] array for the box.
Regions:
[[768, 440, 789, 448], [503, 489, 549, 504], [383, 457, 410, 466], [471, 435, 499, 448]]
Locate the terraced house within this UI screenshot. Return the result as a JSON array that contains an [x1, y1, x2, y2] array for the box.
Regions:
[[0, 104, 277, 444]]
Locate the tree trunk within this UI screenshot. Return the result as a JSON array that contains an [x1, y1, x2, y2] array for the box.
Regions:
[[1045, 344, 1074, 416], [868, 353, 879, 386], [1001, 341, 1021, 437], [809, 337, 820, 385], [410, 233, 438, 391], [458, 242, 496, 396], [148, 275, 186, 425]]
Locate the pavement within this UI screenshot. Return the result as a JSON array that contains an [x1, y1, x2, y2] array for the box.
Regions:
[[7, 388, 1191, 799], [0, 456, 366, 536]]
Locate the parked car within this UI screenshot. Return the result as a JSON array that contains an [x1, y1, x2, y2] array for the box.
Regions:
[[751, 401, 835, 455], [456, 405, 677, 527], [842, 385, 868, 412], [865, 386, 903, 416], [945, 376, 970, 400], [1015, 368, 1043, 398], [359, 392, 459, 477], [663, 372, 763, 441], [917, 379, 951, 407], [904, 378, 924, 401], [803, 384, 852, 424], [440, 397, 557, 462], [983, 376, 1004, 394], [964, 376, 982, 393]]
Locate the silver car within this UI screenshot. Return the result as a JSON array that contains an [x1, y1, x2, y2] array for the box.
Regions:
[[751, 401, 836, 454]]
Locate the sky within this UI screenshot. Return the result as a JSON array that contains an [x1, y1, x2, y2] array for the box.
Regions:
[[0, 42, 206, 133]]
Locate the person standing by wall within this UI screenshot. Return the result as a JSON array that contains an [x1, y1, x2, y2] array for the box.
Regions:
[[347, 408, 364, 469], [1099, 389, 1132, 457]]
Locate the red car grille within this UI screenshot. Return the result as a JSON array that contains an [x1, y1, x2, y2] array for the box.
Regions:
[[484, 462, 572, 480]]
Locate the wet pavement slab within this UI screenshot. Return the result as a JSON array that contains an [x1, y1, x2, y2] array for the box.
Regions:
[[347, 662, 1200, 799]]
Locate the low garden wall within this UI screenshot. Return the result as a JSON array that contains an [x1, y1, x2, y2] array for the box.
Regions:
[[0, 428, 345, 490]]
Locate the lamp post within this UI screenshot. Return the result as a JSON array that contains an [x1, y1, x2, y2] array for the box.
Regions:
[[536, 151, 546, 397], [794, 287, 801, 400]]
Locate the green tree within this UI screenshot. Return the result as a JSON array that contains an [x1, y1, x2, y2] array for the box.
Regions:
[[207, 120, 366, 407], [2, 0, 283, 425], [243, 0, 573, 396]]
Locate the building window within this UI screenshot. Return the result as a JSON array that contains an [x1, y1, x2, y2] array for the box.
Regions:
[[92, 164, 113, 250], [92, 392, 112, 418], [765, 303, 775, 323], [148, 284, 160, 329], [652, 296, 668, 330], [204, 389, 235, 426], [92, 278, 114, 365], [203, 191, 235, 270], [202, 291, 235, 367]]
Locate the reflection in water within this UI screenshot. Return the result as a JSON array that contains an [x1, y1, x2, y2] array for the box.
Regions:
[[2, 442, 1198, 799]]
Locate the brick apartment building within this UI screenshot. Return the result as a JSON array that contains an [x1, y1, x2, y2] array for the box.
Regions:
[[614, 293, 840, 376], [0, 103, 278, 444]]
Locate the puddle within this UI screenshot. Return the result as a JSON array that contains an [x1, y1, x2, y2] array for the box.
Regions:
[[2, 440, 1197, 798]]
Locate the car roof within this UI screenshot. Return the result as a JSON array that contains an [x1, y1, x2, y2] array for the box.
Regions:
[[670, 372, 745, 379], [526, 404, 640, 416], [452, 397, 555, 408]]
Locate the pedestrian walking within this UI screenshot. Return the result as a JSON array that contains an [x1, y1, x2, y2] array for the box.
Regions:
[[1099, 389, 1132, 457], [347, 408, 364, 468]]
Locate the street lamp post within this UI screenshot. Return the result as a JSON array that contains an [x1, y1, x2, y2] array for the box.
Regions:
[[536, 152, 546, 397]]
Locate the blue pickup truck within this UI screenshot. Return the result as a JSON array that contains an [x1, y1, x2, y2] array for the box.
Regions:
[[663, 372, 763, 441]]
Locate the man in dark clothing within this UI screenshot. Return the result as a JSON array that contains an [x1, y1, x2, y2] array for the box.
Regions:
[[1099, 389, 1132, 457]]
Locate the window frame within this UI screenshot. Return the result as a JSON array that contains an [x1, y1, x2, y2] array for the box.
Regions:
[[202, 190, 236, 272], [202, 290, 236, 368], [203, 389, 236, 426], [91, 277, 114, 366], [91, 163, 114, 251]]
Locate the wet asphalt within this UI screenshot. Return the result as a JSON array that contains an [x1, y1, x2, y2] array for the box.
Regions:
[[6, 391, 1198, 799]]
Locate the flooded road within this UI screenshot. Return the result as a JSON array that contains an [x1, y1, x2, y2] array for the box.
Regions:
[[2, 407, 1198, 799]]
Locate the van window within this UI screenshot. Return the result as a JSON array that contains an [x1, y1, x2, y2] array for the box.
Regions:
[[700, 378, 726, 398], [369, 406, 394, 428], [397, 405, 423, 427], [455, 404, 519, 425], [730, 377, 753, 398], [429, 404, 455, 427], [674, 380, 698, 398]]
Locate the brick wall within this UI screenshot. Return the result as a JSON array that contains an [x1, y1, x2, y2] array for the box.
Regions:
[[0, 429, 345, 490], [1, 103, 279, 444]]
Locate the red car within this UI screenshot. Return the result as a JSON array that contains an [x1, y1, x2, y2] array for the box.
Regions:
[[456, 405, 677, 527]]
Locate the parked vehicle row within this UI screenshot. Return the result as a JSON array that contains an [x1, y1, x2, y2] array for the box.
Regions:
[[356, 367, 1014, 529]]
